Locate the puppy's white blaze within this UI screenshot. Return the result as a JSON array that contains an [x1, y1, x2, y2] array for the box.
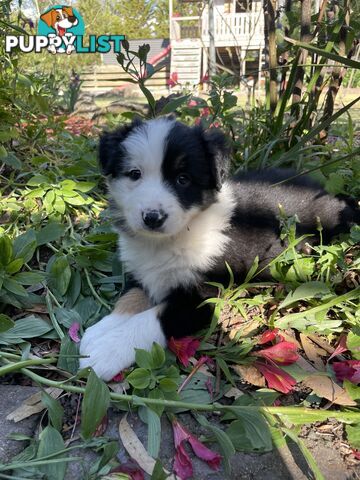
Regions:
[[79, 308, 166, 381], [120, 182, 236, 303], [122, 117, 175, 171]]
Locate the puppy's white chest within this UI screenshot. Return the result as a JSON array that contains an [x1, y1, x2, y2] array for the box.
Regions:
[[119, 238, 201, 303]]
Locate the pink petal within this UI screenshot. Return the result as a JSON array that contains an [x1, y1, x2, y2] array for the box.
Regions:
[[255, 361, 297, 394], [188, 436, 222, 470], [328, 334, 348, 361], [111, 371, 125, 382], [333, 360, 360, 384], [255, 341, 299, 365], [173, 419, 191, 447], [69, 322, 80, 343], [174, 443, 193, 480]]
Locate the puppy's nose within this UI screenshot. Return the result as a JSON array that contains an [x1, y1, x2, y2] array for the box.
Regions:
[[68, 15, 77, 23], [142, 210, 168, 229]]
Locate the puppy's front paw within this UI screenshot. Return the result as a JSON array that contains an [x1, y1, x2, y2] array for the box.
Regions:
[[79, 312, 131, 380], [79, 307, 166, 381]]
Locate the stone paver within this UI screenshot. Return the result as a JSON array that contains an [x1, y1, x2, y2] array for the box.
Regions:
[[0, 385, 41, 463]]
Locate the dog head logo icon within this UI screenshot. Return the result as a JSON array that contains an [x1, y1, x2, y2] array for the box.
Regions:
[[38, 5, 84, 54]]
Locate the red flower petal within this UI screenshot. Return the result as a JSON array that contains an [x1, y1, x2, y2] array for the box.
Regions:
[[333, 360, 360, 384], [69, 322, 80, 343], [328, 334, 348, 361], [188, 435, 221, 470], [111, 371, 125, 382], [258, 328, 279, 345], [172, 418, 222, 471], [255, 341, 299, 365], [255, 361, 297, 394], [174, 443, 193, 480], [168, 337, 200, 367], [110, 460, 144, 480]]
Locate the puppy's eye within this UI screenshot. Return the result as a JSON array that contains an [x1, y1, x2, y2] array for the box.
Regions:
[[176, 173, 191, 186], [126, 169, 141, 181]]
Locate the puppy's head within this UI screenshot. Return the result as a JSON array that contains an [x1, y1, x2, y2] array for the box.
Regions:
[[99, 117, 231, 237]]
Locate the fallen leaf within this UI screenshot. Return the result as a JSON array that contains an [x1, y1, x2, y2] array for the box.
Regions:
[[306, 334, 335, 355], [303, 375, 357, 406], [224, 387, 244, 399], [295, 356, 318, 374], [119, 415, 177, 479], [300, 334, 326, 371], [233, 364, 266, 387], [6, 387, 63, 422]]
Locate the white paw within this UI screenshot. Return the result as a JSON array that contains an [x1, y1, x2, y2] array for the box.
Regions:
[[79, 308, 166, 381]]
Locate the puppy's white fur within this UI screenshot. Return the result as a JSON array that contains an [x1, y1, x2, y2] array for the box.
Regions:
[[79, 308, 166, 381], [119, 182, 236, 303]]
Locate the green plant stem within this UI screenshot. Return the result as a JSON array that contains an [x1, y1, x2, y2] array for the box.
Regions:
[[17, 366, 360, 423], [0, 357, 56, 375], [45, 291, 64, 339], [84, 268, 111, 311]]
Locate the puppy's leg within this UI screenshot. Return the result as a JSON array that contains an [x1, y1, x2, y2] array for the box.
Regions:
[[79, 305, 165, 381]]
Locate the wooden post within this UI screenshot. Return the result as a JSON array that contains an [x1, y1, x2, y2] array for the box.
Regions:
[[208, 0, 216, 78]]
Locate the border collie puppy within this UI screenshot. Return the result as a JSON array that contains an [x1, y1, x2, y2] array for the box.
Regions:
[[80, 116, 359, 380]]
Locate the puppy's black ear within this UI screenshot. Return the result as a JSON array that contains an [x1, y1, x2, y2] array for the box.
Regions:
[[203, 128, 231, 191], [99, 118, 143, 176]]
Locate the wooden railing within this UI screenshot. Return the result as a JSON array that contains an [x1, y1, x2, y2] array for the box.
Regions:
[[171, 12, 264, 45]]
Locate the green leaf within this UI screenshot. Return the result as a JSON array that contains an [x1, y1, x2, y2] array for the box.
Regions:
[[278, 281, 330, 309], [344, 380, 360, 401], [15, 271, 46, 285], [57, 336, 79, 374], [0, 314, 15, 333], [126, 368, 151, 389], [5, 258, 23, 274], [139, 83, 156, 115], [151, 342, 165, 369], [347, 332, 360, 360], [227, 407, 273, 452], [13, 230, 37, 263], [346, 424, 360, 449], [4, 278, 28, 297], [135, 348, 153, 369], [286, 38, 360, 69], [81, 369, 110, 440], [41, 391, 64, 431], [2, 152, 22, 169], [54, 308, 83, 328], [146, 407, 161, 458], [27, 174, 50, 186], [48, 256, 71, 296], [36, 223, 66, 246], [282, 427, 325, 480], [196, 414, 234, 473], [148, 388, 165, 416], [63, 194, 87, 206], [0, 315, 52, 344], [37, 425, 67, 480], [151, 459, 168, 480], [160, 94, 191, 115], [0, 236, 13, 266]]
